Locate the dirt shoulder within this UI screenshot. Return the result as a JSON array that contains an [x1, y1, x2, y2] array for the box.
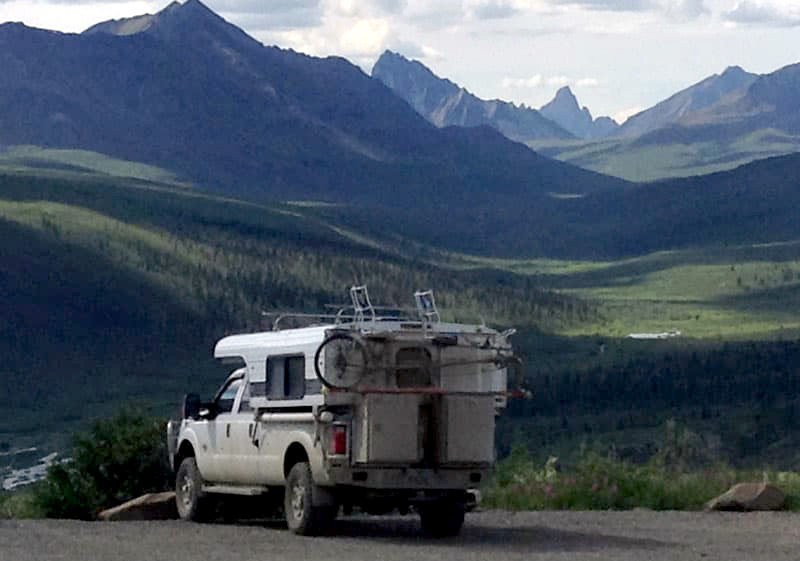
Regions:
[[2, 510, 798, 561]]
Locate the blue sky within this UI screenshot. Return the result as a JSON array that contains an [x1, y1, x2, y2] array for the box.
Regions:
[[2, 0, 799, 122]]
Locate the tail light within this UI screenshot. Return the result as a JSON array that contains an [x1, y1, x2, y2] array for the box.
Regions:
[[330, 423, 348, 456]]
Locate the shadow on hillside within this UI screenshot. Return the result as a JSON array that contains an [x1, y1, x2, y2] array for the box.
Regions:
[[714, 283, 800, 314]]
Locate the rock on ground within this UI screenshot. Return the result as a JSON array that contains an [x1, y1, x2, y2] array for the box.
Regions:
[[98, 492, 178, 521], [705, 483, 785, 511]]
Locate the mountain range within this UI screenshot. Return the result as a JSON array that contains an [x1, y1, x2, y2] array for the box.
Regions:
[[0, 1, 623, 203], [2, 0, 800, 258], [0, 0, 631, 257], [372, 51, 619, 141], [371, 50, 574, 141], [373, 51, 800, 181]]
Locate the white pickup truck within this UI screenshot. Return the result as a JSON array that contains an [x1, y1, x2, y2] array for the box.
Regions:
[[167, 288, 518, 536]]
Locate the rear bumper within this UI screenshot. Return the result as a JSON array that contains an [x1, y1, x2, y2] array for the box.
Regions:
[[326, 464, 491, 489]]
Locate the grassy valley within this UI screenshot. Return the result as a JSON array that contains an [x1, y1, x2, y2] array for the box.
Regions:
[[531, 128, 800, 182], [0, 162, 593, 468], [3, 156, 800, 477]]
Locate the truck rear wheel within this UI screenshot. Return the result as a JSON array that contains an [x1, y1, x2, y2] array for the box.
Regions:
[[284, 462, 336, 535], [175, 457, 211, 522], [418, 500, 465, 537]]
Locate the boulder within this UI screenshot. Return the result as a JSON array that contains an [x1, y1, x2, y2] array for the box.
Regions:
[[705, 483, 785, 512], [98, 491, 178, 521]]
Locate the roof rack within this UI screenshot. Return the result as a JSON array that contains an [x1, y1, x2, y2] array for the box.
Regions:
[[266, 286, 442, 331]]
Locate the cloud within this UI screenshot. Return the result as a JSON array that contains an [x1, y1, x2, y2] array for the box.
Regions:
[[546, 75, 570, 87], [372, 0, 406, 14], [613, 105, 643, 123], [468, 0, 521, 20], [330, 0, 407, 18], [664, 0, 707, 19], [546, 0, 707, 18], [547, 0, 658, 12], [723, 1, 800, 27], [402, 0, 465, 29], [338, 17, 390, 56], [386, 37, 442, 60], [502, 75, 543, 88], [205, 0, 322, 29], [502, 74, 600, 89], [575, 77, 599, 87]]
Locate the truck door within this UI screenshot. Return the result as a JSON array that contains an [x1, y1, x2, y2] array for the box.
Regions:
[[204, 376, 243, 483], [225, 380, 262, 484]]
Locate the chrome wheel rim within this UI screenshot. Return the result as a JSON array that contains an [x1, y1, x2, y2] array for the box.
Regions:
[[179, 472, 194, 510], [290, 481, 305, 521]]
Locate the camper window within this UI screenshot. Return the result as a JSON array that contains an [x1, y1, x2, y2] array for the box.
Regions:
[[396, 347, 433, 388], [266, 355, 305, 400]]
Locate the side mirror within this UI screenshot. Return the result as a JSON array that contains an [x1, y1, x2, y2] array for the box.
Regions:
[[182, 393, 201, 419]]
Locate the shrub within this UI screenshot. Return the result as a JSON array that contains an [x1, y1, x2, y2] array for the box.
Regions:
[[483, 449, 764, 511], [0, 488, 42, 519], [34, 407, 171, 519]]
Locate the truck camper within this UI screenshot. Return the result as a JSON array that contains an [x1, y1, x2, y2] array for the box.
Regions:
[[168, 287, 519, 536]]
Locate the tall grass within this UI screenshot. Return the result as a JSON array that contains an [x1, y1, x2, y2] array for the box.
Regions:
[[484, 446, 800, 511]]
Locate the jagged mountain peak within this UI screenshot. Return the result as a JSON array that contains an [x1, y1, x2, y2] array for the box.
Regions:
[[83, 0, 234, 39], [721, 65, 746, 76], [539, 86, 616, 139], [553, 85, 578, 103]]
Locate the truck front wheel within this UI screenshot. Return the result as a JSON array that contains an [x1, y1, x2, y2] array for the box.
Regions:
[[284, 462, 336, 535], [418, 500, 465, 537], [175, 457, 211, 522]]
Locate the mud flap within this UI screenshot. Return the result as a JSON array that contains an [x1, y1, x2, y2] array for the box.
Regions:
[[312, 484, 337, 507]]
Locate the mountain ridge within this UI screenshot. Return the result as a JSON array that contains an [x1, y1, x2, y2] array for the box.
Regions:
[[616, 65, 758, 138], [372, 50, 573, 142]]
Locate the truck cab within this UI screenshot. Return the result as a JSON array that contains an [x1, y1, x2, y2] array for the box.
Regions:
[[167, 287, 518, 536]]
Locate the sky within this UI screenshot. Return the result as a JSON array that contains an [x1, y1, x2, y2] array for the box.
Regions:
[[1, 0, 799, 123]]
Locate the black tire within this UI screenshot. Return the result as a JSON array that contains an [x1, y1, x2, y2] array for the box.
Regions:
[[418, 500, 465, 537], [175, 457, 211, 522], [284, 462, 336, 535]]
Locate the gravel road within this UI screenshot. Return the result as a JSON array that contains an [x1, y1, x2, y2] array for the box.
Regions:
[[2, 510, 798, 561]]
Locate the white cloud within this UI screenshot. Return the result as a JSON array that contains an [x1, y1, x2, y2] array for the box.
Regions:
[[545, 0, 709, 19], [576, 77, 599, 87], [664, 0, 707, 20], [386, 37, 442, 60], [210, 0, 322, 29], [546, 75, 570, 86], [613, 105, 643, 123], [0, 1, 161, 32], [502, 75, 543, 88], [723, 1, 800, 27], [502, 74, 600, 90], [467, 0, 520, 20], [547, 0, 658, 12], [339, 17, 390, 56]]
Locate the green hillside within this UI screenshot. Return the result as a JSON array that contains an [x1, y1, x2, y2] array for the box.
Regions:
[[531, 128, 800, 182], [0, 165, 591, 457], [3, 153, 800, 473]]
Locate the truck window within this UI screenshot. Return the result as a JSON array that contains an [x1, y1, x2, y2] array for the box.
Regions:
[[237, 382, 253, 413], [265, 355, 305, 400], [216, 378, 243, 414]]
